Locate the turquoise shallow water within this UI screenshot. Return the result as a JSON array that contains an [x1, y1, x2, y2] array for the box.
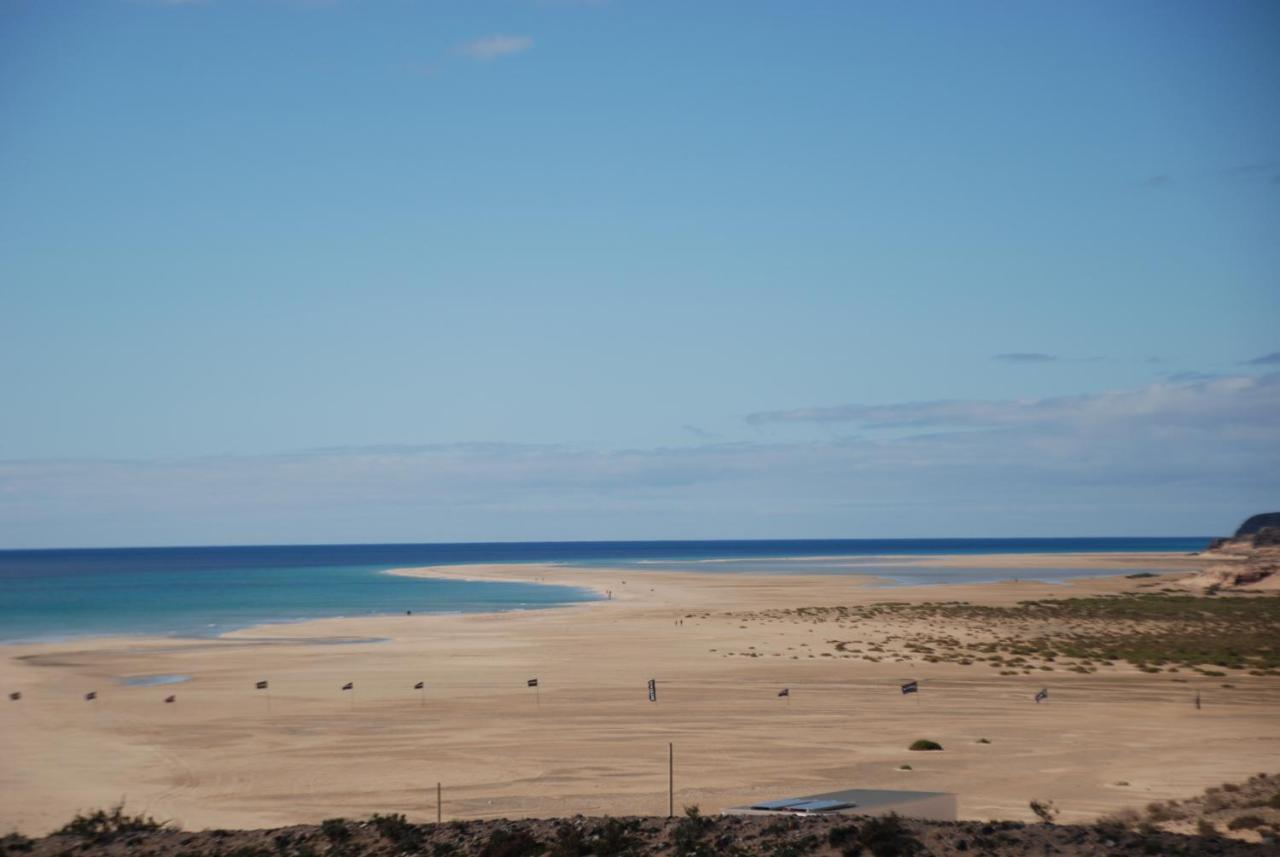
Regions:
[[0, 538, 1206, 642]]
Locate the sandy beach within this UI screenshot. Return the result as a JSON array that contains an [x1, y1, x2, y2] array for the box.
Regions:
[[2, 552, 1277, 837]]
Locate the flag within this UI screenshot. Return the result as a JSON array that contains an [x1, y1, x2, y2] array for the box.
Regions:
[[8, 691, 20, 701], [164, 695, 176, 704], [778, 688, 790, 697], [1034, 688, 1048, 704], [647, 679, 656, 702], [85, 691, 97, 701], [901, 681, 918, 695], [341, 682, 354, 691], [527, 678, 538, 688], [255, 680, 269, 690], [414, 681, 425, 690]]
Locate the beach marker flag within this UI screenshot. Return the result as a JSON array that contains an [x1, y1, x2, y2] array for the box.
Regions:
[[85, 691, 97, 701], [414, 681, 425, 690], [528, 677, 540, 708], [9, 691, 20, 701], [527, 678, 538, 687], [1034, 688, 1048, 704], [901, 681, 918, 695], [255, 680, 269, 690], [342, 682, 354, 691], [164, 695, 176, 704], [778, 688, 790, 697], [648, 679, 657, 702]]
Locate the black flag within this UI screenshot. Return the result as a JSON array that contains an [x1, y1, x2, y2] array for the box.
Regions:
[[527, 678, 538, 688], [342, 682, 354, 691], [164, 695, 176, 704], [778, 688, 790, 697], [9, 691, 21, 701], [85, 691, 97, 701], [647, 679, 656, 702], [1034, 688, 1048, 704], [901, 681, 918, 695], [414, 681, 425, 690], [255, 680, 269, 690]]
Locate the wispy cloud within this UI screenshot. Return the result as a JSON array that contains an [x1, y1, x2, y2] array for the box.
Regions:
[[4, 376, 1276, 547], [1137, 174, 1172, 188], [1244, 351, 1280, 366], [745, 374, 1279, 430], [993, 352, 1057, 364], [459, 34, 534, 61], [681, 424, 722, 440]]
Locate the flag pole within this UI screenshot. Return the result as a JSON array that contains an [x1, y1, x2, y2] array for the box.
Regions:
[[437, 782, 442, 824]]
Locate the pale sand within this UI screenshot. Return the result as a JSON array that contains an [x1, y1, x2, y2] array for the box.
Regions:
[[2, 552, 1277, 836]]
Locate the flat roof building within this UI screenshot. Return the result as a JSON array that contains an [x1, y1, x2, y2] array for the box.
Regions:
[[724, 788, 956, 822]]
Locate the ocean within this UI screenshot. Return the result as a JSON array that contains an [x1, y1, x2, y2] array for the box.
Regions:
[[0, 537, 1208, 643]]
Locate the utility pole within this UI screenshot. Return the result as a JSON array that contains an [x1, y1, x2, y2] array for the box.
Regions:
[[668, 742, 674, 818]]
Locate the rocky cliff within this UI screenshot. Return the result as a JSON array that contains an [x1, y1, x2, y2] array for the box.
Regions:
[[1235, 512, 1280, 538], [1184, 513, 1280, 591]]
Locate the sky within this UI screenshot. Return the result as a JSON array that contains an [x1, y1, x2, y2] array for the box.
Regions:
[[1, 0, 1277, 547]]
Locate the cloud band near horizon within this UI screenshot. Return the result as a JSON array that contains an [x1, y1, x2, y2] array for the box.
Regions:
[[2, 375, 1276, 548]]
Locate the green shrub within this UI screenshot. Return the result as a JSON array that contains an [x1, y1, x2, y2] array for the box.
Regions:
[[593, 818, 640, 857], [56, 803, 167, 844], [320, 818, 350, 844], [479, 826, 543, 857], [0, 833, 34, 853], [370, 813, 421, 849], [976, 738, 991, 744], [908, 739, 942, 751], [858, 815, 922, 857], [1227, 815, 1265, 831], [672, 805, 712, 856], [1029, 800, 1058, 823], [827, 825, 859, 850], [548, 821, 587, 857], [1196, 818, 1216, 836]]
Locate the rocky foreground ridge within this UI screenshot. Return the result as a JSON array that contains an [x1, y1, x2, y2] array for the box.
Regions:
[[1183, 513, 1280, 592], [5, 774, 1279, 857]]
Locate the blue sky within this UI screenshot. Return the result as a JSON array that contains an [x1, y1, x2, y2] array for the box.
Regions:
[[1, 0, 1277, 546]]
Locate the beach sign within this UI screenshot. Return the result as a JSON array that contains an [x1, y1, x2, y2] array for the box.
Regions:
[[901, 681, 919, 695]]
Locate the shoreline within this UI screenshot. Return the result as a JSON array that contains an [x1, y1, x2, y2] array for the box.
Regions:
[[3, 550, 1276, 836], [0, 550, 1200, 648]]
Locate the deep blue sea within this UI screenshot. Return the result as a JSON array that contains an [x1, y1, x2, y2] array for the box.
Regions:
[[0, 538, 1209, 643]]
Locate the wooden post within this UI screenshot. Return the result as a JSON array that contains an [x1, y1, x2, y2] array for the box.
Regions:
[[437, 782, 442, 824], [668, 742, 674, 818]]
